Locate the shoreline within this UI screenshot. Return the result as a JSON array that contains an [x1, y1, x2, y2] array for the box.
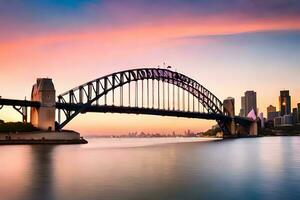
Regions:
[[85, 134, 300, 139], [0, 130, 88, 145], [0, 139, 88, 145], [0, 131, 299, 145]]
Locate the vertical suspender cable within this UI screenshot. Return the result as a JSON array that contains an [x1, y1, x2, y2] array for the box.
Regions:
[[178, 83, 180, 111], [128, 81, 130, 107], [135, 81, 138, 107], [112, 77, 115, 106], [158, 79, 160, 109], [168, 81, 170, 110], [147, 79, 149, 108], [198, 94, 200, 113], [163, 79, 165, 110], [188, 86, 190, 112], [142, 79, 144, 108], [104, 78, 107, 106], [152, 79, 154, 109], [173, 80, 175, 110], [183, 88, 185, 111], [193, 91, 195, 112]]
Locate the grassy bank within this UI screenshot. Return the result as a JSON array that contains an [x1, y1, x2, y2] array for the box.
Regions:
[[0, 120, 38, 132]]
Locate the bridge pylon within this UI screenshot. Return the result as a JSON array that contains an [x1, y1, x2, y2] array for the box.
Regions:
[[249, 120, 258, 136], [30, 78, 56, 131], [223, 97, 236, 135]]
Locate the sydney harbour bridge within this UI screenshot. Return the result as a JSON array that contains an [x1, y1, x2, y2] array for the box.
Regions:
[[0, 68, 257, 137]]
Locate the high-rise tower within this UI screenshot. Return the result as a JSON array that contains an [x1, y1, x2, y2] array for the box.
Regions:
[[279, 90, 291, 116], [244, 91, 257, 116], [239, 96, 246, 117]]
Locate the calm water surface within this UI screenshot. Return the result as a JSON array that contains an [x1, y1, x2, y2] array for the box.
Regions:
[[0, 137, 300, 200]]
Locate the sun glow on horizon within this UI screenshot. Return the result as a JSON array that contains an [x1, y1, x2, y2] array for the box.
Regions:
[[0, 0, 300, 135]]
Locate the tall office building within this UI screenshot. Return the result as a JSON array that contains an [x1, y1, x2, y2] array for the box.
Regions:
[[239, 96, 246, 117], [267, 105, 279, 121], [279, 90, 291, 116], [244, 91, 257, 116]]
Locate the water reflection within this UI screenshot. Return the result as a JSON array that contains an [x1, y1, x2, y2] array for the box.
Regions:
[[0, 146, 31, 200], [25, 146, 55, 200], [0, 137, 300, 200], [54, 143, 183, 200]]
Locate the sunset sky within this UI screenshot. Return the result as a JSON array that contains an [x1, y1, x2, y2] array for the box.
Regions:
[[0, 0, 300, 135]]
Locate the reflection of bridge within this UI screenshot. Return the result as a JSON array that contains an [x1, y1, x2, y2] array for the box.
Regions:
[[0, 68, 257, 137]]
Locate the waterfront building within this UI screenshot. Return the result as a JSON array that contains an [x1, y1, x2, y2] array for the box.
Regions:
[[292, 108, 298, 124], [282, 115, 293, 126], [239, 96, 246, 117], [267, 105, 279, 121], [268, 112, 279, 122], [279, 90, 291, 116], [298, 103, 300, 123], [274, 117, 282, 127], [274, 114, 293, 127], [244, 91, 257, 116]]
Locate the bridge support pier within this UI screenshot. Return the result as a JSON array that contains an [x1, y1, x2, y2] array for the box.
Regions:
[[223, 97, 236, 135], [236, 121, 258, 136], [222, 97, 258, 137], [249, 121, 258, 136], [228, 120, 236, 135], [30, 78, 56, 131]]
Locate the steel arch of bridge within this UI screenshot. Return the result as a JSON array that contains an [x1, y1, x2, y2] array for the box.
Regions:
[[57, 68, 229, 133]]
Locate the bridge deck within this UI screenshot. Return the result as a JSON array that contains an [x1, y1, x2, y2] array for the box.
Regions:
[[0, 98, 252, 125], [0, 98, 40, 107], [56, 103, 252, 125]]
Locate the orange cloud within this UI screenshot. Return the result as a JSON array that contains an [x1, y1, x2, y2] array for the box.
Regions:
[[1, 15, 300, 51], [1, 14, 300, 135]]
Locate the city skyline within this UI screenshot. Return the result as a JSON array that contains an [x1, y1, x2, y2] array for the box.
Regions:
[[1, 2, 300, 200], [0, 0, 300, 135]]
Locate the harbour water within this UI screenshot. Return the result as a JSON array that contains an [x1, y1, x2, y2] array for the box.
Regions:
[[0, 137, 300, 200]]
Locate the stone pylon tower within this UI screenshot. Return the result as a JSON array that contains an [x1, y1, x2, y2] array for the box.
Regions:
[[30, 78, 56, 131], [223, 97, 236, 135]]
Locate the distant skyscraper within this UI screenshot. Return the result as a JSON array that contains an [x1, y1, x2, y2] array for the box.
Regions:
[[279, 90, 291, 116], [258, 113, 265, 128], [267, 105, 279, 121], [267, 105, 276, 113], [239, 96, 245, 117], [244, 91, 257, 116]]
